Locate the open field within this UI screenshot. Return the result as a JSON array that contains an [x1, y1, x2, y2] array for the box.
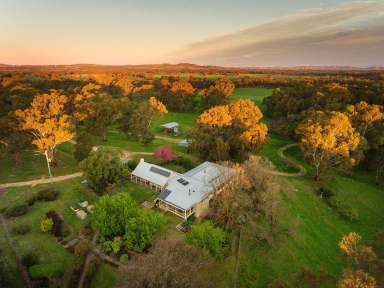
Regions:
[[0, 143, 79, 184], [230, 87, 273, 111]]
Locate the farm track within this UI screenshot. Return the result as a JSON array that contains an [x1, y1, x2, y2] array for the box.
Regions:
[[0, 172, 84, 189], [0, 143, 305, 189]]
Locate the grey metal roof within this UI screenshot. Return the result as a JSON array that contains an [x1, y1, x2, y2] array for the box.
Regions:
[[159, 162, 235, 210], [131, 161, 177, 187], [160, 122, 179, 129]]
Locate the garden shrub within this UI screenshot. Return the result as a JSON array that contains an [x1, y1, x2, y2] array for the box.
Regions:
[[29, 263, 65, 280], [186, 221, 227, 260], [12, 223, 31, 235], [102, 240, 113, 253], [46, 210, 63, 237], [21, 251, 39, 267], [119, 254, 129, 264], [5, 202, 28, 217], [40, 218, 53, 233], [28, 188, 59, 206], [111, 237, 122, 254]]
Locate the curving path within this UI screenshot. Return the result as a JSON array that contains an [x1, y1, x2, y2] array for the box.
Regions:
[[266, 143, 306, 177]]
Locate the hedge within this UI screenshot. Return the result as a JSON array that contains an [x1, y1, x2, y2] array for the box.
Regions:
[[29, 262, 65, 279]]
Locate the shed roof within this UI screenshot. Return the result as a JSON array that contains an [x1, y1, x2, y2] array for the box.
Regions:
[[160, 122, 179, 129]]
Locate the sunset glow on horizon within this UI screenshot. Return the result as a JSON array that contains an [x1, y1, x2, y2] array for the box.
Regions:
[[1, 0, 384, 67]]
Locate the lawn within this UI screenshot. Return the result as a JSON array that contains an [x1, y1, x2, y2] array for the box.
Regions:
[[105, 127, 184, 153], [152, 111, 198, 137], [0, 142, 79, 184], [230, 87, 273, 111], [260, 133, 299, 173]]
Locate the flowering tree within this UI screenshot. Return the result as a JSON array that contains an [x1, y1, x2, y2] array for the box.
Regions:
[[153, 146, 176, 162]]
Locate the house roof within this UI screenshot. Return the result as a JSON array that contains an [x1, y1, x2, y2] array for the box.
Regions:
[[131, 160, 178, 187], [159, 162, 235, 210], [160, 122, 179, 129]]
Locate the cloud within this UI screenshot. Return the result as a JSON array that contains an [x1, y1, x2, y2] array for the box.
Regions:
[[175, 1, 384, 67]]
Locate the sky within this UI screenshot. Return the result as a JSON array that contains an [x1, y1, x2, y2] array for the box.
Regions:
[[0, 0, 383, 67]]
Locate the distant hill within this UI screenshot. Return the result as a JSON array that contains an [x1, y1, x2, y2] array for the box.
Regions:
[[0, 63, 382, 74]]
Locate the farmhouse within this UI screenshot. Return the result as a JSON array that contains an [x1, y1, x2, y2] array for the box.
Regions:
[[160, 122, 179, 134], [131, 159, 235, 219]]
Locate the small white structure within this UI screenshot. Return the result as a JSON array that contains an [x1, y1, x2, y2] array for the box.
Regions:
[[130, 159, 235, 219], [160, 122, 179, 134], [178, 139, 192, 148]]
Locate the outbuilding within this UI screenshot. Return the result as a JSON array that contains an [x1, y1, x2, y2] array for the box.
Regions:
[[160, 122, 179, 134]]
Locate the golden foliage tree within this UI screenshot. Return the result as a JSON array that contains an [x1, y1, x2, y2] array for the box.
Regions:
[[339, 232, 362, 258], [148, 96, 168, 115], [114, 76, 134, 95], [203, 78, 235, 108], [192, 99, 268, 161], [338, 270, 376, 288], [295, 111, 364, 181], [345, 101, 384, 136], [15, 90, 74, 177], [73, 83, 101, 121], [211, 78, 235, 97]]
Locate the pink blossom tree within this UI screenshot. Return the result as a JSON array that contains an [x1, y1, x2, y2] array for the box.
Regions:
[[153, 146, 177, 163]]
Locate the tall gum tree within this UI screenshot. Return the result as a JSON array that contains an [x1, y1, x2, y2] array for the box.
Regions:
[[295, 111, 364, 181], [15, 90, 74, 177]]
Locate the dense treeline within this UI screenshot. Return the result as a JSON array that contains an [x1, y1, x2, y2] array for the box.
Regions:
[[264, 80, 384, 183], [1, 71, 383, 183]]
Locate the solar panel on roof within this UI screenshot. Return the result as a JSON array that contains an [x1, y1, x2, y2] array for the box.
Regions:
[[159, 189, 172, 200], [150, 166, 171, 177], [177, 178, 189, 186]]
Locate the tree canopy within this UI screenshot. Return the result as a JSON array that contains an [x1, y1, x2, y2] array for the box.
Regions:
[[15, 90, 74, 176], [190, 99, 268, 161], [295, 111, 364, 180], [79, 147, 127, 194], [91, 193, 167, 252]]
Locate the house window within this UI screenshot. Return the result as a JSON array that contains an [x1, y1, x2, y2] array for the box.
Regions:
[[209, 198, 214, 208]]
